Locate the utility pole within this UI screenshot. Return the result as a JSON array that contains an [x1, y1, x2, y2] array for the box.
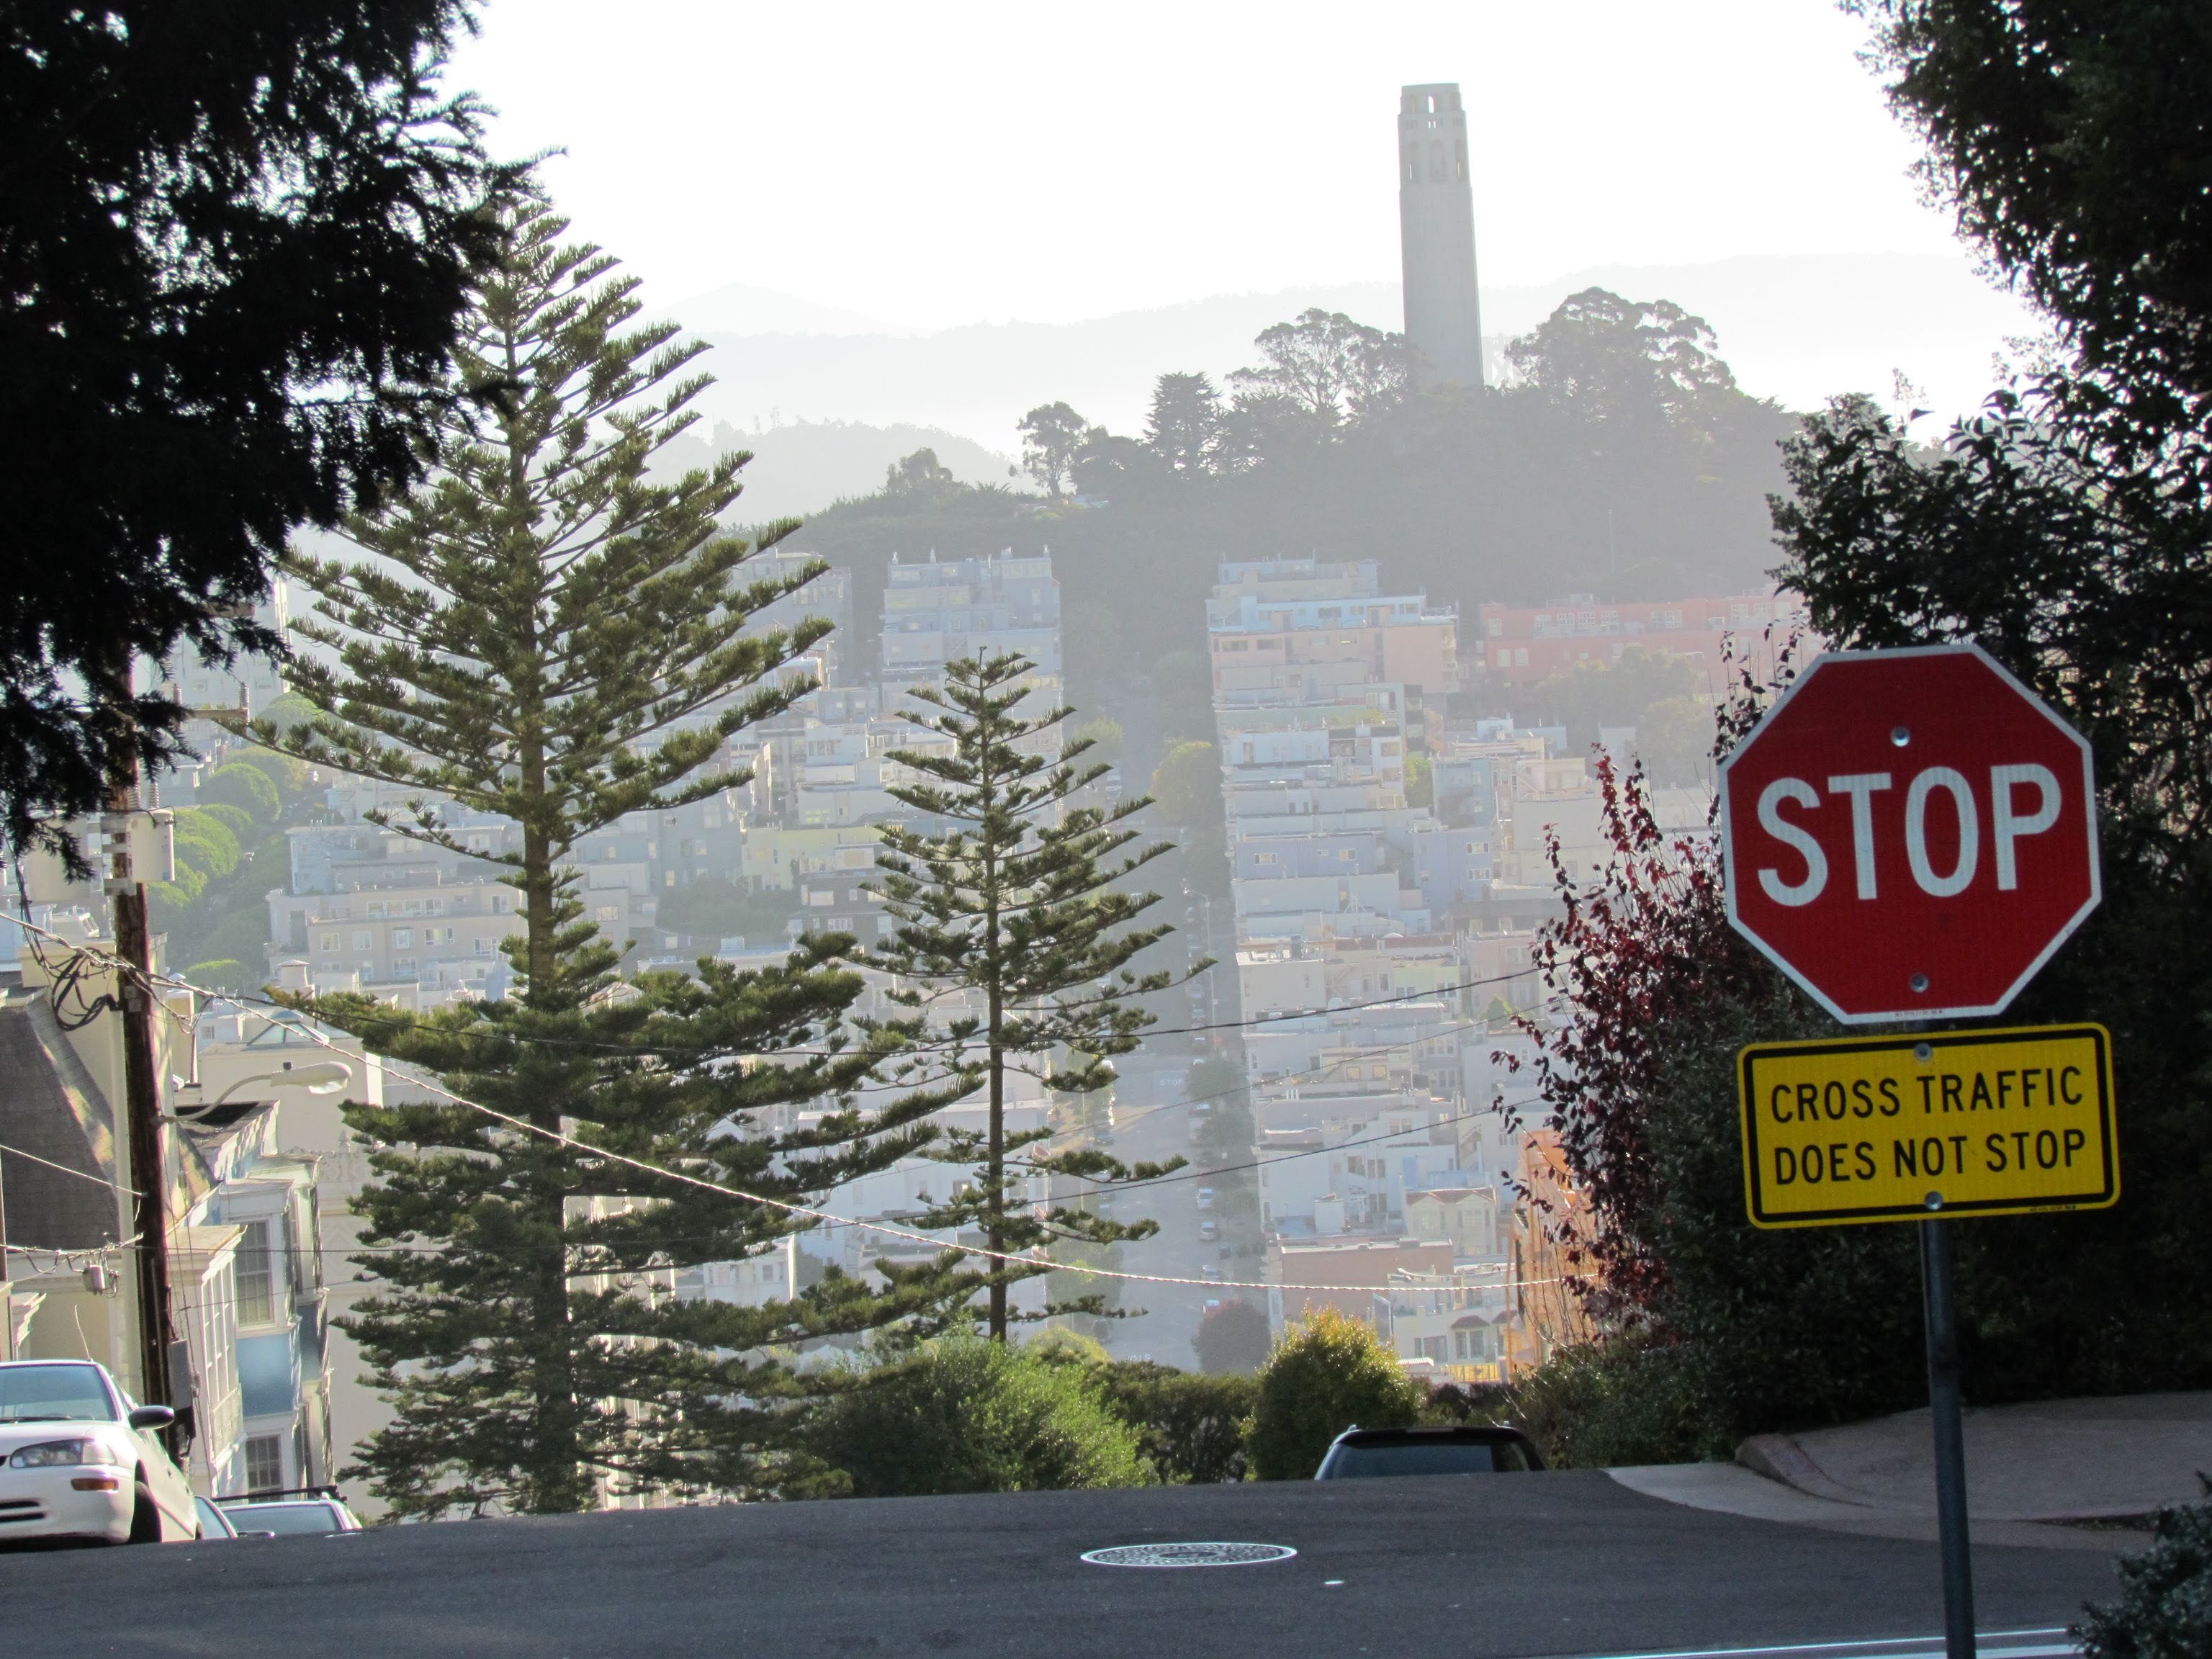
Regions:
[[0, 1141, 12, 1362], [99, 647, 177, 1420]]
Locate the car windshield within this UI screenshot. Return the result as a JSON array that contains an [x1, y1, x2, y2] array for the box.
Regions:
[[1328, 1438, 1527, 1476], [224, 1501, 342, 1536], [0, 1364, 115, 1423], [194, 1498, 238, 1537]]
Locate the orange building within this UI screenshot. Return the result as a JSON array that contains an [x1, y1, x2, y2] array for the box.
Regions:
[[1473, 593, 1810, 689], [1208, 558, 1460, 703], [1506, 1131, 1596, 1376]]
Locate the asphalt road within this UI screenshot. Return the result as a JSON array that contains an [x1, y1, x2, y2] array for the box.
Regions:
[[0, 1470, 2127, 1659]]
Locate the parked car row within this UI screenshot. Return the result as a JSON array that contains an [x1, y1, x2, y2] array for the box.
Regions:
[[0, 1362, 360, 1547]]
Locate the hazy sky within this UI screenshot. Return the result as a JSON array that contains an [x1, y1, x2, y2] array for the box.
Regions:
[[449, 0, 1978, 331]]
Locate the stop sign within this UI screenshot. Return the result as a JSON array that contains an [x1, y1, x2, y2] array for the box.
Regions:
[[1721, 642, 2099, 1022]]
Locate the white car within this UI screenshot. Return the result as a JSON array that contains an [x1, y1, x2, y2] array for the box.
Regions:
[[0, 1360, 197, 1544]]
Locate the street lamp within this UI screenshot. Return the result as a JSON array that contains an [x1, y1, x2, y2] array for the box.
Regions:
[[168, 1061, 351, 1123]]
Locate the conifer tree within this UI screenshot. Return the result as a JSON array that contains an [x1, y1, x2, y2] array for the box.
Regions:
[[865, 653, 1201, 1340], [263, 186, 979, 1516]]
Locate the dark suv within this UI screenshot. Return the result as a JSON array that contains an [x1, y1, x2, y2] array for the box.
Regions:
[[1313, 1424, 1546, 1479]]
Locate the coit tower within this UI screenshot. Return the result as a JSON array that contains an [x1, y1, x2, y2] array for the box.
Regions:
[[1398, 83, 1483, 389]]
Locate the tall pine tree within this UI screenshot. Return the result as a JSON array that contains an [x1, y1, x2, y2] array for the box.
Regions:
[[865, 652, 1200, 1340], [264, 186, 979, 1516]]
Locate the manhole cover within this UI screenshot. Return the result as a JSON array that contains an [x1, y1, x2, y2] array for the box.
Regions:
[[1080, 1542, 1298, 1569]]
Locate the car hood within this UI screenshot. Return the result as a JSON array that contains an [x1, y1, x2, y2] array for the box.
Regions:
[[0, 1420, 130, 1457]]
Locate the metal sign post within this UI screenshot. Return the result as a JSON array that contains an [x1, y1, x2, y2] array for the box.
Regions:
[[1721, 642, 2113, 1659], [1737, 1023, 2117, 1659], [1918, 1215, 1974, 1659]]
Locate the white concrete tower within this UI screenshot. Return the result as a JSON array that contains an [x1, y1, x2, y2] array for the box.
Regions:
[[1398, 84, 1483, 389]]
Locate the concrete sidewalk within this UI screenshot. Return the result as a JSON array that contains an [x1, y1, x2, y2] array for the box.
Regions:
[[1612, 1390, 2211, 1543]]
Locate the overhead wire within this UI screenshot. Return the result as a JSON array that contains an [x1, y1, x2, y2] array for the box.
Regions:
[[138, 953, 1543, 1063], [6, 912, 1559, 1301], [0, 1138, 138, 1197]]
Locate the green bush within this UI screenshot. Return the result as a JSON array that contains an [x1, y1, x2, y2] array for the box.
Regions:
[[1502, 1336, 1711, 1468], [222, 745, 308, 799], [170, 810, 243, 881], [149, 869, 206, 910], [1246, 1307, 1421, 1480], [192, 801, 255, 843], [198, 761, 281, 824], [809, 1334, 1153, 1496], [2079, 1483, 2212, 1659], [1094, 1362, 1254, 1484], [181, 959, 252, 992], [258, 693, 320, 738], [1027, 1326, 1110, 1367]]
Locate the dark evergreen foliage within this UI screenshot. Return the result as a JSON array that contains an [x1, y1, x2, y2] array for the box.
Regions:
[[863, 653, 1197, 1338], [266, 190, 982, 1516], [1772, 3, 2212, 1410], [1860, 0, 2212, 421], [0, 1, 508, 848]]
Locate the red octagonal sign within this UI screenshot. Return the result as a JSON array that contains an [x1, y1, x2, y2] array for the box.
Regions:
[[1721, 642, 2100, 1023]]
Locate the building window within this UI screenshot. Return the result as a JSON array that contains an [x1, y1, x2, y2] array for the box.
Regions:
[[594, 905, 620, 923], [244, 1433, 285, 1494], [473, 938, 495, 958], [351, 930, 372, 950], [235, 1219, 274, 1325], [318, 933, 339, 953], [392, 928, 413, 948]]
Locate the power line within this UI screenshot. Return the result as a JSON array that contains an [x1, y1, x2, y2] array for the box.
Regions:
[[1074, 1011, 1504, 1142], [8, 914, 1557, 1301], [118, 938, 1540, 1064], [0, 1138, 138, 1197], [1083, 1092, 1519, 1198]]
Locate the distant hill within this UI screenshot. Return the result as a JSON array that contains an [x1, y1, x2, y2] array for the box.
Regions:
[[670, 253, 2038, 454], [647, 418, 1015, 529], [671, 283, 1398, 460]]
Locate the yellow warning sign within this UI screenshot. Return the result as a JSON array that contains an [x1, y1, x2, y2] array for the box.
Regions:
[[1738, 1024, 2117, 1228]]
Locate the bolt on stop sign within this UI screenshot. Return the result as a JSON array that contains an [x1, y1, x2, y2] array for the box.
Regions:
[[1721, 642, 2100, 1023]]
